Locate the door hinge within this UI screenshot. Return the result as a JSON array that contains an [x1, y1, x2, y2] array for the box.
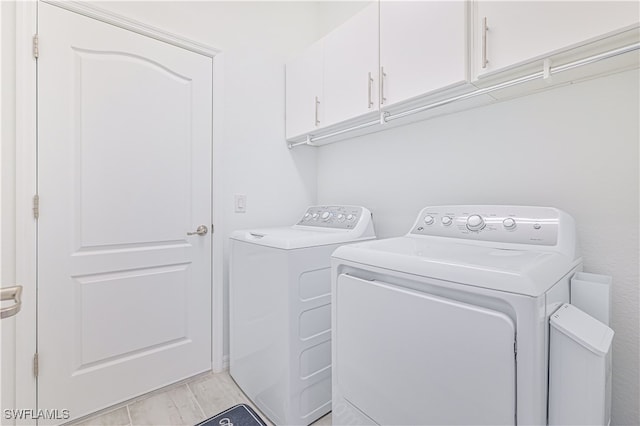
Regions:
[[32, 34, 39, 59], [33, 194, 39, 219], [33, 353, 39, 377]]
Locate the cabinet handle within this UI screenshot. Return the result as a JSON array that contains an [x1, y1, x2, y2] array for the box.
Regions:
[[482, 17, 489, 69], [367, 72, 374, 108], [314, 96, 320, 126], [380, 67, 387, 105]]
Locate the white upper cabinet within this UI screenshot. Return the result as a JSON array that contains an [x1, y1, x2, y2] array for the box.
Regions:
[[285, 0, 638, 143], [286, 39, 323, 140], [474, 1, 640, 80], [380, 1, 469, 107], [323, 3, 379, 127]]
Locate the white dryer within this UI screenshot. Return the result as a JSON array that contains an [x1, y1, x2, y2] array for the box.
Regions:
[[331, 205, 603, 425], [230, 205, 375, 426]]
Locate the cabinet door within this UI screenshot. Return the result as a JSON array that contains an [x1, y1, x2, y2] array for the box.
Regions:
[[286, 39, 323, 140], [380, 1, 468, 107], [323, 3, 379, 127], [475, 1, 640, 79]]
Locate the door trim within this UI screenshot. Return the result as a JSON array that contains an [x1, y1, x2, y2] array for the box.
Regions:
[[14, 1, 38, 419], [13, 1, 223, 417], [42, 1, 220, 58]]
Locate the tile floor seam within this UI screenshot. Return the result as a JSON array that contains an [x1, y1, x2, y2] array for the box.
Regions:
[[126, 404, 133, 426], [186, 382, 207, 419]]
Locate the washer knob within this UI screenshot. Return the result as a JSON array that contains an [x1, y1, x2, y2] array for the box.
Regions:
[[303, 213, 311, 221], [312, 213, 319, 220], [441, 216, 453, 226], [466, 214, 485, 231], [503, 217, 517, 230], [337, 214, 345, 222], [321, 211, 331, 221], [424, 215, 435, 225], [346, 214, 355, 221]]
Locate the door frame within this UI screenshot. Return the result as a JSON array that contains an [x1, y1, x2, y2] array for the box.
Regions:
[[13, 1, 37, 418], [13, 0, 223, 416]]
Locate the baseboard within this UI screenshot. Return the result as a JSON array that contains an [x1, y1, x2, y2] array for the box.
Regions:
[[221, 355, 230, 371], [213, 354, 229, 373]]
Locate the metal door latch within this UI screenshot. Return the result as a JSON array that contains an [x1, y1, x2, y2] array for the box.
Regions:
[[1, 285, 23, 319], [187, 225, 208, 236]]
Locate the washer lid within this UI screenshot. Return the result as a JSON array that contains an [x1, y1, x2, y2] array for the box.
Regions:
[[230, 226, 373, 250], [332, 237, 580, 296]]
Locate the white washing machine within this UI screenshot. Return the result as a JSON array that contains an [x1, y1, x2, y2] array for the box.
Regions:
[[230, 205, 375, 426], [331, 205, 609, 425]]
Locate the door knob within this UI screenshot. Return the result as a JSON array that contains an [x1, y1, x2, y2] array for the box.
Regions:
[[1, 285, 23, 320], [187, 225, 208, 236]]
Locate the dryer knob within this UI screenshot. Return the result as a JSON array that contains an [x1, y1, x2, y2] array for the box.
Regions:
[[503, 217, 517, 230], [321, 211, 331, 221], [466, 214, 485, 231], [441, 216, 453, 226], [424, 215, 435, 225]]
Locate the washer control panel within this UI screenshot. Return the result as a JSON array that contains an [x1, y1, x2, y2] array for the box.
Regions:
[[410, 205, 561, 246], [297, 206, 365, 229]]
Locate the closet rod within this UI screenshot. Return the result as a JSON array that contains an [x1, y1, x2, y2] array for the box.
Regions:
[[288, 118, 380, 149], [387, 42, 639, 123], [306, 118, 380, 144], [288, 137, 312, 149], [288, 42, 639, 149]]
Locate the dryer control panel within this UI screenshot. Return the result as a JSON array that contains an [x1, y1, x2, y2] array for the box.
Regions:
[[297, 206, 365, 230], [409, 205, 567, 247]]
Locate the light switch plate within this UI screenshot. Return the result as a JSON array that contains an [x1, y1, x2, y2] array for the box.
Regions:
[[234, 194, 247, 213]]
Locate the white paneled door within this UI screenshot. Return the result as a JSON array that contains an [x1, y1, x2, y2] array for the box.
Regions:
[[37, 3, 212, 421]]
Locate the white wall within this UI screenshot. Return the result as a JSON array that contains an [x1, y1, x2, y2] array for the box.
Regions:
[[91, 1, 322, 57], [314, 1, 371, 43], [213, 49, 317, 357], [90, 1, 371, 59], [317, 69, 640, 426]]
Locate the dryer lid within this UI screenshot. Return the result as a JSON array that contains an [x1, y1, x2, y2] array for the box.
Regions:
[[332, 237, 581, 296]]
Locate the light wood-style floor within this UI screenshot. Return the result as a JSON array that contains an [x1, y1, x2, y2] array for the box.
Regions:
[[69, 371, 332, 426]]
